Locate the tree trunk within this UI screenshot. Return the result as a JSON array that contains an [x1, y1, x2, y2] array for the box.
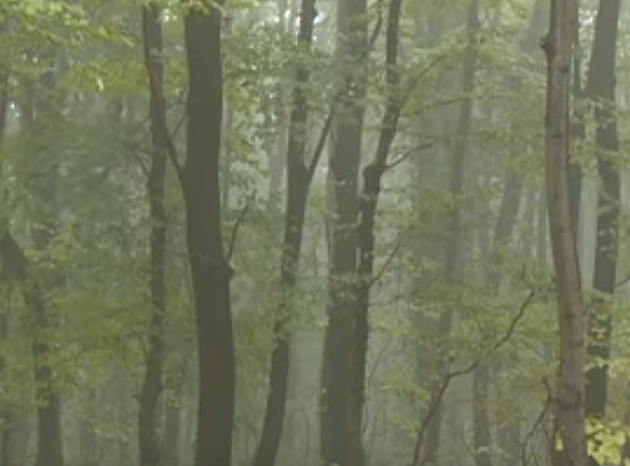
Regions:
[[182, 3, 235, 466], [352, 1, 404, 464], [252, 1, 319, 465], [543, 1, 586, 465], [321, 0, 367, 463], [138, 3, 169, 466], [584, 0, 620, 461]]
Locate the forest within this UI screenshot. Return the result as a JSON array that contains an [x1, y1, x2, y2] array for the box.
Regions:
[[0, 0, 624, 466]]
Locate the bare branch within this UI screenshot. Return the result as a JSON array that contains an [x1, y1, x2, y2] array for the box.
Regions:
[[165, 128, 184, 188], [306, 108, 335, 183], [520, 380, 553, 466], [368, 225, 411, 288], [385, 142, 433, 170], [227, 192, 256, 261], [411, 282, 538, 466]]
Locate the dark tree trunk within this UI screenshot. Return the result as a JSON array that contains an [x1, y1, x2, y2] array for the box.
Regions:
[[139, 3, 169, 466], [252, 1, 319, 465], [584, 0, 620, 459], [320, 0, 367, 463], [182, 3, 235, 466], [543, 1, 586, 465]]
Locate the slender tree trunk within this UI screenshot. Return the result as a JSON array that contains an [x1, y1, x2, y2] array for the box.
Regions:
[[584, 0, 620, 461], [182, 2, 235, 466], [543, 1, 586, 465], [138, 3, 169, 466], [252, 1, 319, 465], [321, 0, 367, 463], [351, 1, 404, 464]]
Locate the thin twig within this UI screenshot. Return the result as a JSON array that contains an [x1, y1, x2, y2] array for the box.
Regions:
[[227, 192, 255, 261], [520, 380, 553, 466], [368, 0, 385, 49], [368, 225, 411, 288], [165, 127, 184, 188], [170, 110, 187, 140], [410, 282, 538, 466], [306, 108, 335, 182], [385, 142, 433, 170]]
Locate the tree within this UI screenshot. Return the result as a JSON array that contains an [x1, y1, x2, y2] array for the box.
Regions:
[[252, 0, 324, 465], [182, 2, 235, 466], [138, 2, 169, 466], [320, 0, 368, 463], [352, 1, 404, 465], [543, 0, 586, 465]]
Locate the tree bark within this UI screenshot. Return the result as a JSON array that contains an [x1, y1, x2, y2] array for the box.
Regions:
[[138, 3, 169, 466], [543, 1, 586, 465], [182, 2, 235, 466], [321, 0, 367, 463]]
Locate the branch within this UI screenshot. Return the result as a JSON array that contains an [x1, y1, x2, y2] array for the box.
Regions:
[[385, 142, 433, 170], [227, 192, 255, 261], [410, 282, 538, 466], [368, 225, 411, 288], [615, 272, 630, 289], [400, 54, 448, 109], [128, 146, 150, 177], [368, 0, 385, 49], [520, 380, 553, 466], [306, 108, 335, 183], [302, 0, 384, 184], [165, 127, 184, 188]]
